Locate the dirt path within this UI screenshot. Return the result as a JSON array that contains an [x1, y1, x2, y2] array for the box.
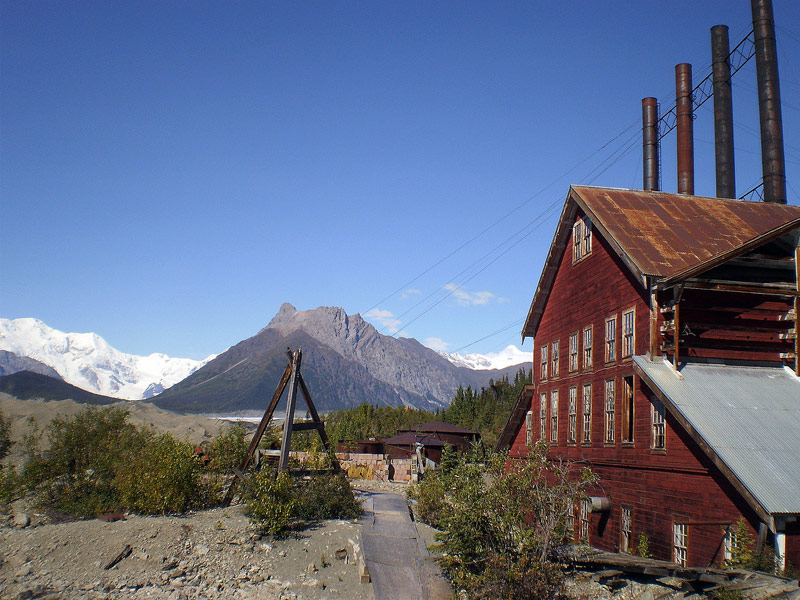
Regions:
[[359, 491, 450, 600]]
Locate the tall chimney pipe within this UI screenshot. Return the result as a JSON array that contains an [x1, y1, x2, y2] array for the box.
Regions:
[[675, 63, 694, 195], [711, 25, 736, 199], [642, 97, 660, 191], [752, 0, 787, 203]]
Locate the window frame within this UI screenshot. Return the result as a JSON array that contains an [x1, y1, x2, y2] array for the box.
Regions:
[[582, 383, 592, 445], [572, 217, 592, 263], [620, 506, 632, 554], [568, 386, 577, 445], [540, 344, 548, 381], [651, 399, 666, 451], [569, 332, 579, 373], [580, 499, 591, 542], [551, 340, 560, 380], [550, 390, 559, 444], [622, 375, 635, 444], [605, 315, 617, 363], [673, 520, 689, 567], [622, 307, 636, 359], [525, 410, 533, 447], [604, 377, 616, 445], [583, 325, 593, 371], [539, 393, 547, 440]]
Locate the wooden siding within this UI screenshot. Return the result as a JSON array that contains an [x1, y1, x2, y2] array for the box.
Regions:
[[508, 213, 797, 567]]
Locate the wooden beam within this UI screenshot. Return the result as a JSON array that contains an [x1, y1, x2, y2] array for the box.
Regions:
[[297, 372, 341, 471], [795, 246, 799, 376], [291, 421, 320, 432], [278, 350, 302, 473], [673, 291, 680, 371], [650, 287, 660, 358], [681, 280, 799, 297]]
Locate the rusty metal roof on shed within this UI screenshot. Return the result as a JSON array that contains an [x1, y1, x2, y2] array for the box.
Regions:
[[634, 357, 800, 526], [523, 186, 800, 339]]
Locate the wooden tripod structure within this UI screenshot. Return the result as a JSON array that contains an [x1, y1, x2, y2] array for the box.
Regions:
[[222, 348, 340, 505]]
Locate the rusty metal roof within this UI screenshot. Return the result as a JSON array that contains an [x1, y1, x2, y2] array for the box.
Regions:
[[573, 186, 800, 280], [522, 186, 800, 339]]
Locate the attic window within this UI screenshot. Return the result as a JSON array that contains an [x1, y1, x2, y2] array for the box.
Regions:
[[572, 217, 592, 263]]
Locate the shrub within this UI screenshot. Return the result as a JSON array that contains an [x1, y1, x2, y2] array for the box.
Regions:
[[207, 424, 249, 473], [115, 433, 202, 514], [0, 410, 11, 460], [418, 441, 596, 600], [635, 532, 652, 558], [244, 470, 298, 535], [293, 472, 362, 522], [244, 469, 362, 535], [0, 464, 21, 506], [23, 406, 151, 517], [407, 471, 447, 528]]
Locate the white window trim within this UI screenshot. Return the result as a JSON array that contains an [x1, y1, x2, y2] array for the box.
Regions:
[[582, 383, 592, 444], [605, 315, 617, 363], [604, 378, 616, 444], [583, 325, 593, 370], [550, 390, 559, 443]]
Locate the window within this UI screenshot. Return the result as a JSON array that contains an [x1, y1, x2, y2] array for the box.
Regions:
[[580, 499, 591, 541], [540, 345, 548, 380], [568, 387, 577, 444], [582, 218, 592, 256], [525, 410, 533, 447], [604, 378, 616, 444], [605, 316, 617, 363], [620, 507, 632, 553], [583, 326, 593, 370], [673, 522, 688, 566], [550, 390, 559, 443], [652, 399, 666, 450], [723, 526, 739, 565], [573, 217, 592, 262], [551, 340, 559, 379], [622, 308, 635, 358], [573, 220, 583, 263], [540, 393, 547, 440], [569, 332, 579, 372], [622, 376, 635, 443], [566, 511, 575, 538], [582, 383, 592, 443]]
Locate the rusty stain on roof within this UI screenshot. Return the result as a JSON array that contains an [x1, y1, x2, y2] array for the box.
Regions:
[[573, 186, 800, 279], [522, 186, 800, 340]]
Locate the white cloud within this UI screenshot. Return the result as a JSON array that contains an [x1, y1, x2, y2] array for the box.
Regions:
[[424, 337, 450, 352], [401, 288, 421, 299], [444, 283, 496, 306], [364, 308, 401, 334]]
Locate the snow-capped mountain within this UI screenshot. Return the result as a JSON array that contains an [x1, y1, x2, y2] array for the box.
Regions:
[[440, 345, 530, 370], [0, 318, 215, 400]]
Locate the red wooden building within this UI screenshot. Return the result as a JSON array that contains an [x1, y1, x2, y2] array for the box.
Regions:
[[498, 185, 800, 569]]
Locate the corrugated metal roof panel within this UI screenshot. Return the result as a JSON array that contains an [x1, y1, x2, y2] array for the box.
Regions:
[[572, 186, 800, 279], [633, 357, 800, 516]]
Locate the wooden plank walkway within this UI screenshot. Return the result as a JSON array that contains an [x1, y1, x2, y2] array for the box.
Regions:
[[359, 491, 450, 600]]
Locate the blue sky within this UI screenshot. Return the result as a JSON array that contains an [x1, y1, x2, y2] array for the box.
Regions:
[[2, 1, 800, 360]]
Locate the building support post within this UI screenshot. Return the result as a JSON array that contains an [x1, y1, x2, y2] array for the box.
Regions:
[[650, 285, 660, 359], [278, 350, 302, 473]]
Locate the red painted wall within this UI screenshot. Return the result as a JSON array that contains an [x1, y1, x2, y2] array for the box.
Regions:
[[509, 211, 794, 568]]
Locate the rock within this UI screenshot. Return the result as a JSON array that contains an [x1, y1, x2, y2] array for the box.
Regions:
[[306, 562, 317, 573], [15, 563, 32, 578], [334, 547, 348, 561], [195, 544, 210, 556], [13, 512, 31, 528]]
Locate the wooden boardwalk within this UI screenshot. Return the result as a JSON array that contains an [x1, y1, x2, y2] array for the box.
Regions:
[[359, 491, 450, 600]]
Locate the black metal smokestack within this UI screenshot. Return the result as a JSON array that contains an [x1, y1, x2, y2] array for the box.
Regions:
[[642, 97, 660, 191], [676, 63, 694, 195], [711, 25, 736, 199], [752, 0, 787, 203]]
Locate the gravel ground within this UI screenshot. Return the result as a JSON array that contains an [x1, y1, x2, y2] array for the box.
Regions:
[[0, 503, 374, 600]]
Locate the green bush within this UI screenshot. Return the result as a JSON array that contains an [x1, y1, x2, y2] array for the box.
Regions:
[[244, 469, 362, 535], [0, 464, 21, 506], [244, 470, 298, 535], [0, 410, 11, 460], [208, 424, 249, 473], [23, 406, 151, 517], [414, 442, 596, 600], [293, 472, 362, 522], [115, 433, 202, 514], [408, 471, 447, 528]]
